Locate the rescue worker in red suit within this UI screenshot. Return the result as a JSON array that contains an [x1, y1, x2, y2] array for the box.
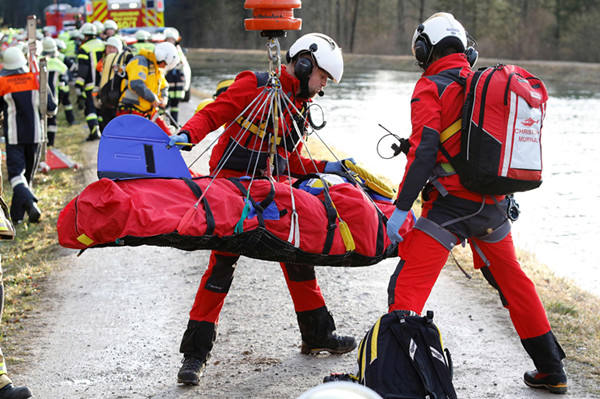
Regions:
[[385, 13, 567, 394], [169, 33, 356, 385]]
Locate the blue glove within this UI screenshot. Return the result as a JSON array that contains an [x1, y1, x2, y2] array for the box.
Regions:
[[386, 208, 410, 244], [324, 158, 356, 174], [168, 132, 190, 149]]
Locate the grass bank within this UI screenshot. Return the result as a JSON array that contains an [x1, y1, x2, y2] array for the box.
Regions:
[[0, 112, 87, 364]]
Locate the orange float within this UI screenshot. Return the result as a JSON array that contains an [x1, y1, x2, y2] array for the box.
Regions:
[[244, 0, 302, 32]]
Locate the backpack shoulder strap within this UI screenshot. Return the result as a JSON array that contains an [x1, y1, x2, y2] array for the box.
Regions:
[[387, 316, 437, 397]]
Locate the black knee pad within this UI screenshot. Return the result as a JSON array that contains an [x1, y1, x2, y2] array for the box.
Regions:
[[205, 255, 236, 293]]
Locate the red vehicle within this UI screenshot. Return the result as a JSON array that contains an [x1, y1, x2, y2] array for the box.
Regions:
[[44, 3, 83, 37], [84, 0, 165, 28]]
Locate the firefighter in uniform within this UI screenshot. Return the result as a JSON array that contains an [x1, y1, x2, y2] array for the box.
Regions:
[[385, 13, 567, 394], [163, 27, 191, 123], [75, 22, 105, 141], [96, 36, 123, 131], [103, 19, 119, 39], [0, 149, 31, 397], [169, 33, 357, 385], [132, 30, 154, 55], [0, 47, 56, 224], [117, 41, 177, 134], [41, 37, 68, 146], [55, 37, 75, 125]]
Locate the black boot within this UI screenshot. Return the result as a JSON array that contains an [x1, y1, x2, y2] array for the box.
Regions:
[[0, 384, 32, 399], [297, 306, 356, 355], [522, 331, 567, 393], [524, 369, 567, 394], [177, 320, 217, 385]]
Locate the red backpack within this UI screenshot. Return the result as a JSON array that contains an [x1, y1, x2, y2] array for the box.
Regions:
[[440, 64, 547, 195]]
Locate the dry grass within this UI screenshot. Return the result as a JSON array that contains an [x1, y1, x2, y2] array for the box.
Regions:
[[451, 246, 600, 393]]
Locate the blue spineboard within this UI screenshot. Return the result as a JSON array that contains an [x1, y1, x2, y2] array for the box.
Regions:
[[97, 114, 191, 180]]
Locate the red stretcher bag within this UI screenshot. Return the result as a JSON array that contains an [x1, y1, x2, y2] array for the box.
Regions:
[[57, 176, 414, 267]]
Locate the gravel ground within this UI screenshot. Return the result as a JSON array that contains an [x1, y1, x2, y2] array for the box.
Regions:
[[11, 101, 595, 399]]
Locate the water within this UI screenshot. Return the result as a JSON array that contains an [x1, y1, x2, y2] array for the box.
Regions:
[[190, 64, 600, 298]]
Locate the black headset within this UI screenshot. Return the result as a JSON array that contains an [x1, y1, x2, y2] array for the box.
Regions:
[[294, 57, 314, 81], [286, 42, 319, 98], [413, 24, 479, 68], [286, 42, 319, 82]]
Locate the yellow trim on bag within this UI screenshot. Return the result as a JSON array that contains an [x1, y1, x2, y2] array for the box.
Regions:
[[440, 118, 462, 143], [360, 332, 368, 381], [370, 317, 382, 364], [77, 234, 94, 246], [343, 160, 396, 199]]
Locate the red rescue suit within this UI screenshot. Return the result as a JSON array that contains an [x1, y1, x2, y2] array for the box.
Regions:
[[389, 53, 564, 373], [180, 66, 327, 330], [182, 66, 326, 178]]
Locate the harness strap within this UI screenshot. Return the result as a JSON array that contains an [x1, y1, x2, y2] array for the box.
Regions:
[[414, 217, 459, 251], [236, 116, 273, 143], [182, 178, 215, 235]]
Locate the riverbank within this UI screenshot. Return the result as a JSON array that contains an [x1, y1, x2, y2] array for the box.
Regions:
[[186, 48, 600, 92]]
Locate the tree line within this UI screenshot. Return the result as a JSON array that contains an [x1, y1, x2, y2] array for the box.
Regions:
[[167, 0, 599, 63], [1, 0, 599, 62]]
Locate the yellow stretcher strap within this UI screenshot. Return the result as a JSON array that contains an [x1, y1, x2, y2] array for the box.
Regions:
[[236, 116, 281, 145], [343, 160, 396, 200], [330, 200, 356, 252], [440, 118, 462, 143]]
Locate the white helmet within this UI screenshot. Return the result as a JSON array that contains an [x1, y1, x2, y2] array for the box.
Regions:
[[55, 39, 67, 51], [104, 19, 118, 32], [163, 27, 180, 41], [2, 46, 27, 70], [42, 37, 58, 54], [136, 29, 151, 41], [80, 22, 97, 36], [154, 41, 179, 70], [106, 36, 123, 53], [412, 12, 467, 67], [297, 382, 382, 399], [93, 20, 105, 34], [287, 33, 344, 83]]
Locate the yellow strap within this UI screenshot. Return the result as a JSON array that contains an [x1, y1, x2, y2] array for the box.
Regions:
[[343, 160, 396, 199], [77, 234, 94, 246], [329, 200, 355, 252], [236, 116, 280, 145], [440, 118, 462, 143], [370, 316, 382, 364], [359, 332, 368, 381]]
